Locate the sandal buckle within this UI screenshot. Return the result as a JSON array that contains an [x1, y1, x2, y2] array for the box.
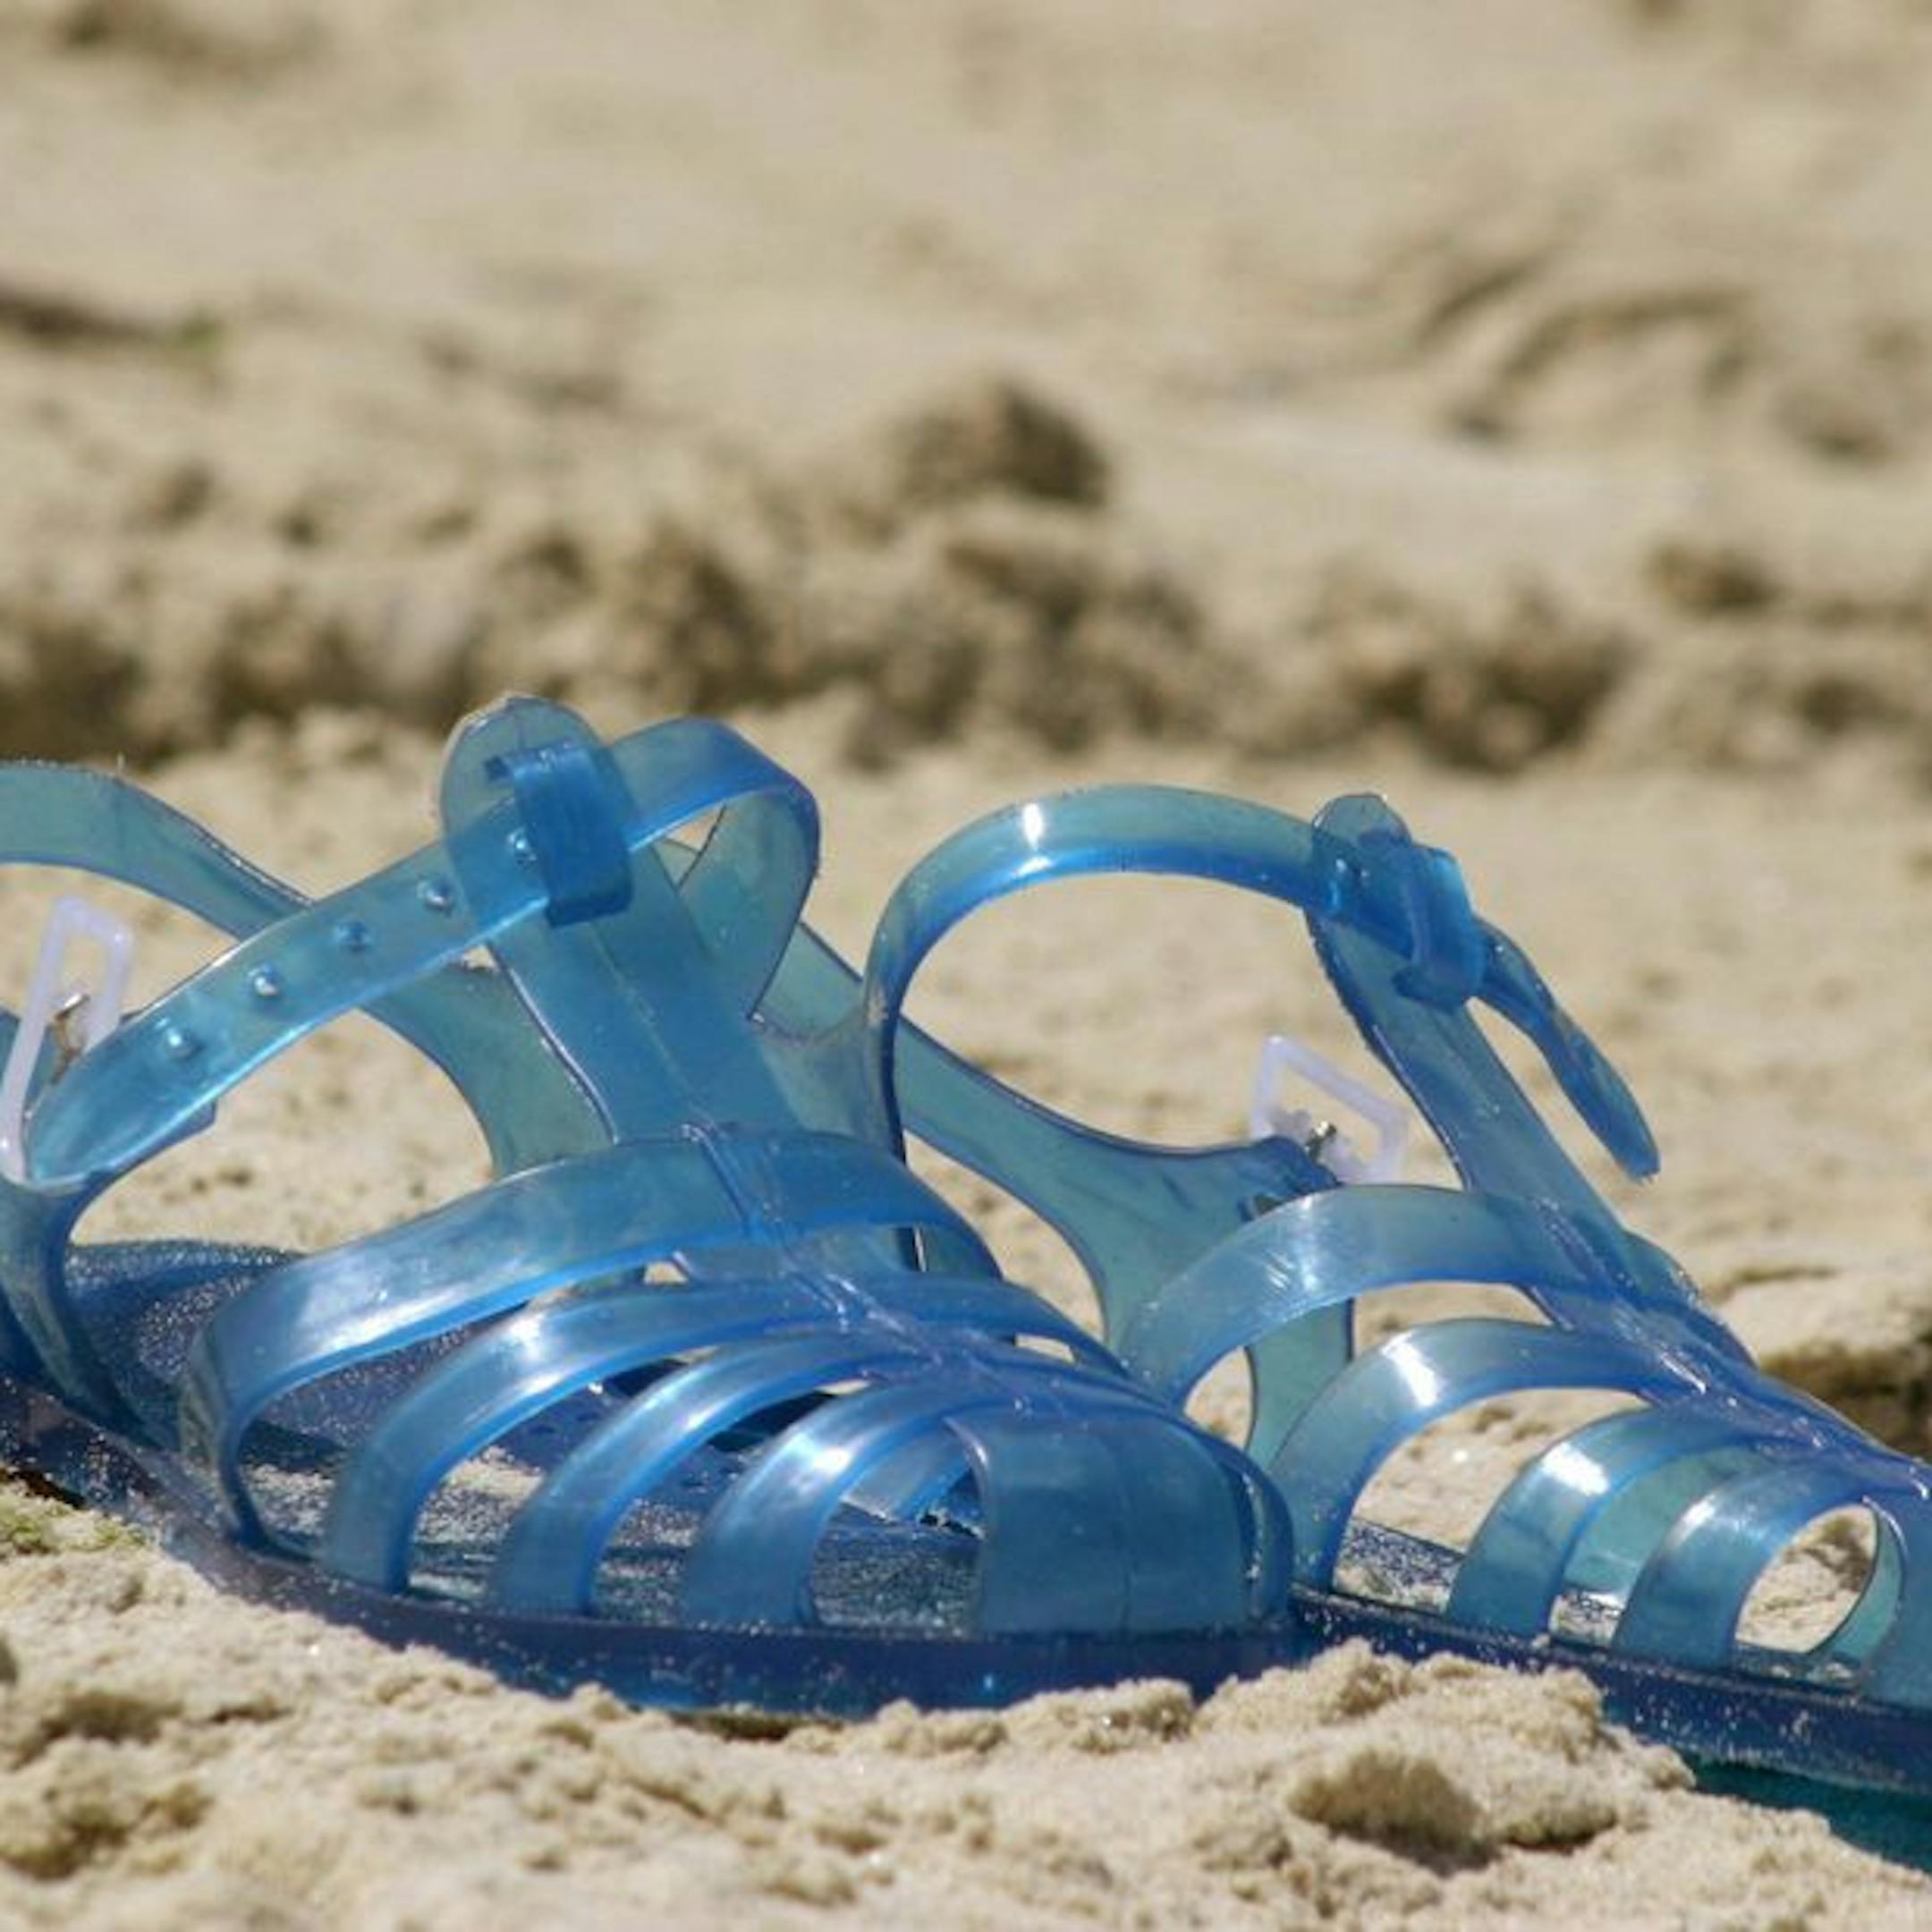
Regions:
[[0, 896, 137, 1185], [1248, 1031, 1410, 1185]]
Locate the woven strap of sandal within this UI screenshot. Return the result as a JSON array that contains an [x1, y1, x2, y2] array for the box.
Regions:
[[1121, 1165, 1932, 1707], [178, 1124, 1288, 1635]]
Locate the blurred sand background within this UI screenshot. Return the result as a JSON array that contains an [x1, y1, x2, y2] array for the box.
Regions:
[[7, 0, 1932, 1923]]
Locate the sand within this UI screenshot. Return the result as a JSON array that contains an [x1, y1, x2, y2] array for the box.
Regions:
[[4, 0, 1932, 1923]]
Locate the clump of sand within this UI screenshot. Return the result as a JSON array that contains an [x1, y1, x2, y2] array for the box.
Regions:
[[0, 1480, 1910, 1929]]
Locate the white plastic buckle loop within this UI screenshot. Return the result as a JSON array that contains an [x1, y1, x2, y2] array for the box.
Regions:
[[1248, 1031, 1411, 1186], [0, 897, 137, 1185]]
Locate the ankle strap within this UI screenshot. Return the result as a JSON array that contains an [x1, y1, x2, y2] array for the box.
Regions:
[[18, 713, 816, 1191], [858, 783, 1655, 1185]]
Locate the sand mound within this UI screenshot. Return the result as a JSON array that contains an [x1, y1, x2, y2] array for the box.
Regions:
[[1, 327, 1930, 778]]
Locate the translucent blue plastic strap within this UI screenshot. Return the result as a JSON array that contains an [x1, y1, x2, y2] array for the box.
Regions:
[[495, 739, 635, 927], [1274, 1318, 1692, 1587], [0, 714, 801, 1181], [959, 1407, 1261, 1634], [1452, 1406, 1930, 1697], [852, 785, 1654, 1349], [486, 1273, 1122, 1616], [1614, 1461, 1919, 1672], [322, 1279, 853, 1589], [646, 767, 824, 1023], [1814, 1509, 1909, 1676], [0, 1182, 122, 1420], [1854, 1499, 1932, 1706], [22, 713, 816, 1190], [1113, 1174, 1746, 1506], [859, 785, 1648, 1175], [439, 699, 826, 1151], [676, 1365, 1225, 1631], [682, 1124, 996, 1282], [677, 1378, 1023, 1625], [339, 1257, 1124, 1600], [1307, 793, 1657, 1220], [1446, 1407, 1793, 1634], [492, 1333, 936, 1613], [182, 1130, 987, 1533], [839, 1270, 1118, 1364], [1129, 1187, 1612, 1399], [0, 761, 597, 1178], [181, 1138, 736, 1531], [1355, 823, 1486, 1010], [717, 854, 1342, 1250], [835, 1276, 1165, 1522], [1193, 1430, 1296, 1617]]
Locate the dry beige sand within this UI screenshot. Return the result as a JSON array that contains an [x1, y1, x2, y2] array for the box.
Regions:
[[6, 0, 1932, 1923]]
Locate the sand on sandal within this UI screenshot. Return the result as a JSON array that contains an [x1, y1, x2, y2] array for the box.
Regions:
[[3, 2, 1932, 1924]]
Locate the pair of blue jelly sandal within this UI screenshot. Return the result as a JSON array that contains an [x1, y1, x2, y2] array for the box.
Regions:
[[0, 693, 1926, 1797]]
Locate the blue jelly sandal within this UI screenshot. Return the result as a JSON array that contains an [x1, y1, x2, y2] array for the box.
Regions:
[[0, 696, 1307, 1712], [16, 695, 1928, 1792], [787, 782, 1932, 1793]]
